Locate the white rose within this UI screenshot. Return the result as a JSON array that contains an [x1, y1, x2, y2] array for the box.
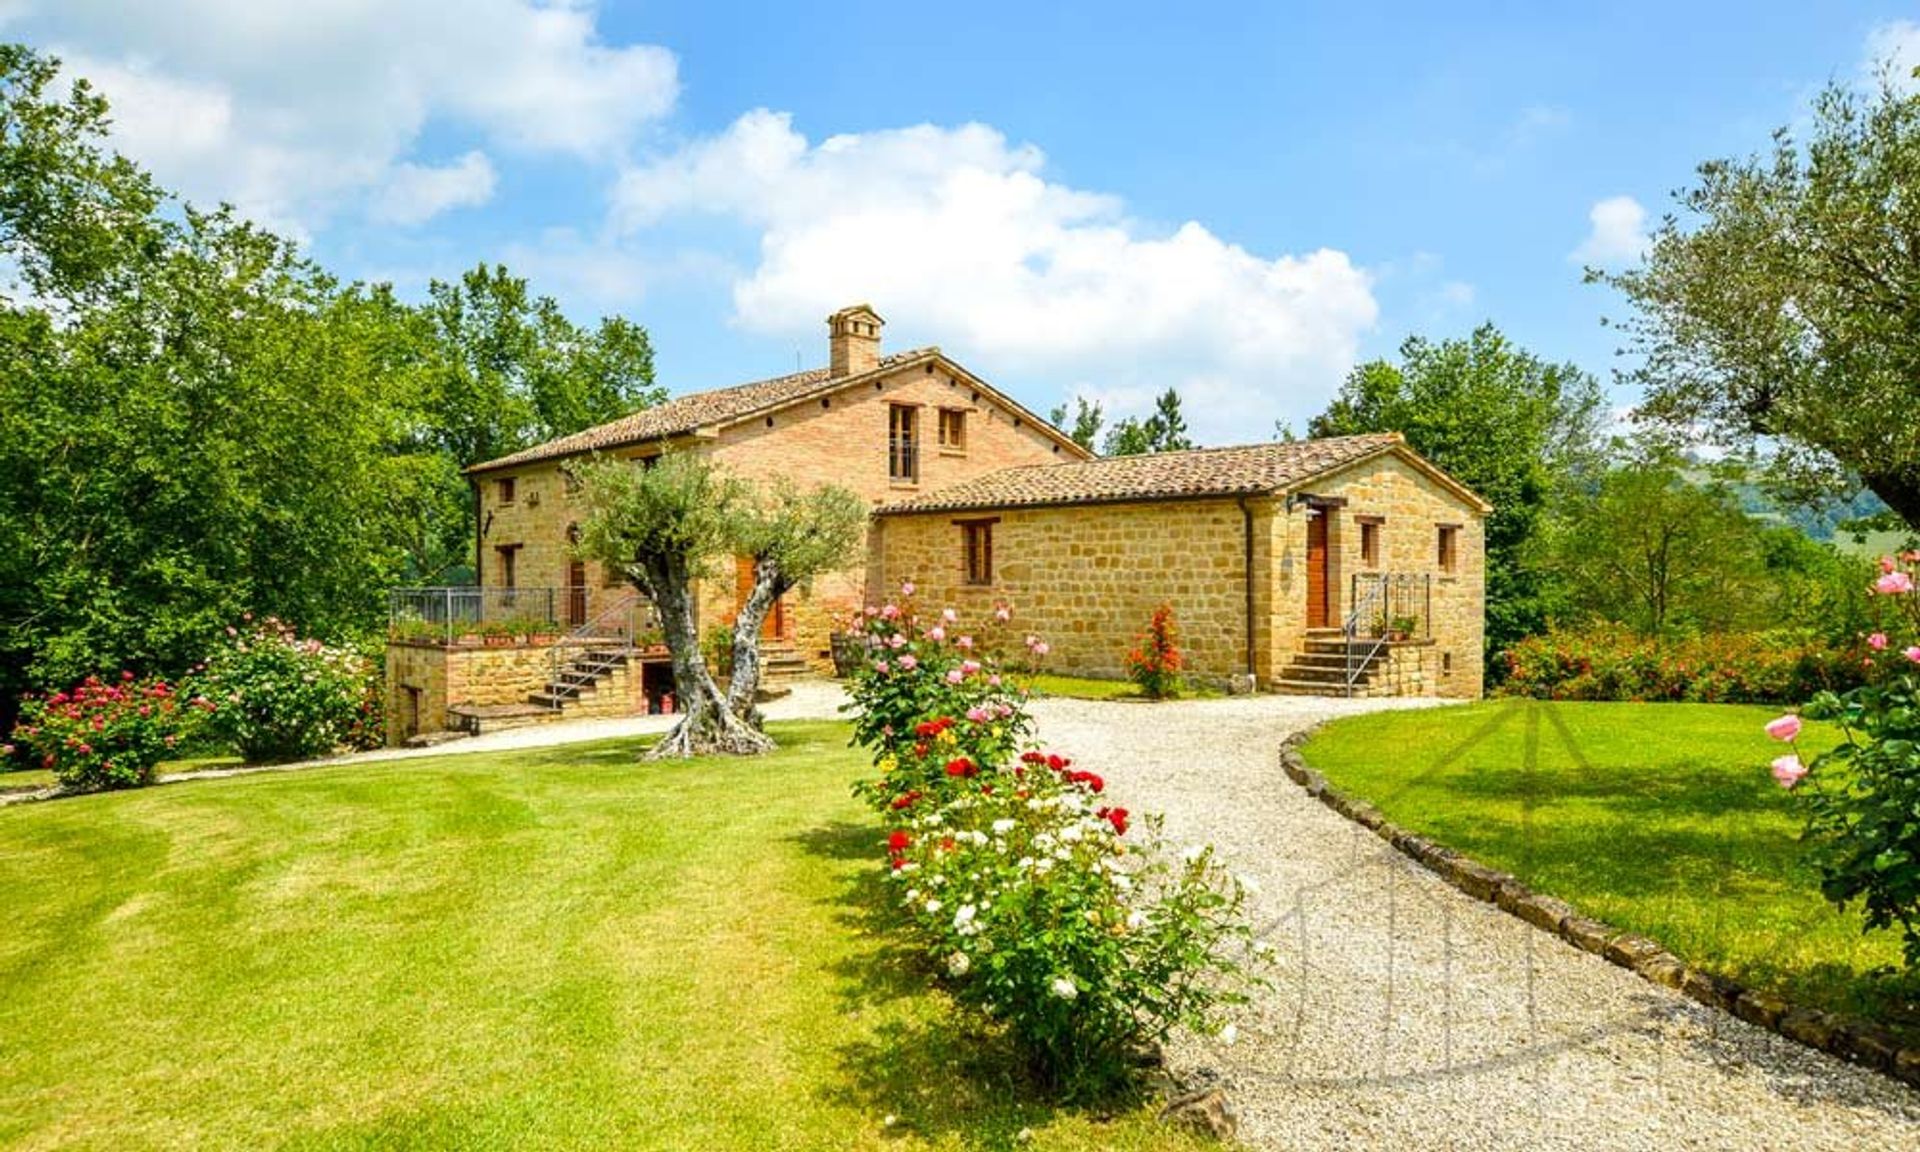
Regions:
[[947, 952, 971, 977], [992, 819, 1017, 835], [1049, 976, 1078, 1001]]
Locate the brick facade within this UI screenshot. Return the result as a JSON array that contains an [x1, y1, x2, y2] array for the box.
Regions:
[[473, 354, 1077, 672]]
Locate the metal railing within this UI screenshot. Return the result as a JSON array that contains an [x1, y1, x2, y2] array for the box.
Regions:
[[1341, 573, 1432, 696], [388, 587, 563, 646]]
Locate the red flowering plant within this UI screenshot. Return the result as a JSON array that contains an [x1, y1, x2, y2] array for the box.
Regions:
[[845, 583, 1263, 1098], [1765, 551, 1920, 966], [194, 616, 382, 763], [846, 585, 1035, 811], [1124, 602, 1185, 700], [9, 672, 211, 791]]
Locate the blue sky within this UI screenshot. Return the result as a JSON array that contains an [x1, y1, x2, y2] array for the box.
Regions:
[[7, 2, 1916, 442]]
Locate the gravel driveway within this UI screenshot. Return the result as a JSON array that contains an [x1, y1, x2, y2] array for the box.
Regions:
[[1026, 694, 1920, 1152]]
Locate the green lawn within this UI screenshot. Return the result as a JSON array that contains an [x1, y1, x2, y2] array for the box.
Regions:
[[1301, 700, 1919, 1040], [2, 753, 242, 795], [0, 722, 1205, 1151], [1019, 674, 1221, 702]]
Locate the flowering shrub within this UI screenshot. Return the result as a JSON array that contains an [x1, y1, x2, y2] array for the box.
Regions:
[[195, 617, 381, 763], [1766, 551, 1920, 967], [8, 673, 209, 791], [1501, 624, 1862, 704], [847, 587, 1261, 1098], [1125, 602, 1184, 699]]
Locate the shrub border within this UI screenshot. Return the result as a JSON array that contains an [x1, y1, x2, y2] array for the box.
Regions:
[[1278, 731, 1920, 1091]]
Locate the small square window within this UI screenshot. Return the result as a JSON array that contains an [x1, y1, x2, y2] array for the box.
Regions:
[[960, 519, 995, 585], [496, 477, 516, 505], [1359, 519, 1382, 567], [938, 408, 967, 451], [1437, 525, 1459, 574]]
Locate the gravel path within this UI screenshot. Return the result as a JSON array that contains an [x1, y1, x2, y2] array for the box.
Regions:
[[1026, 694, 1920, 1152]]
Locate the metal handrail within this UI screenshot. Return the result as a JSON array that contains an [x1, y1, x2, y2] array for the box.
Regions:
[[1343, 577, 1390, 697], [1341, 572, 1434, 696], [544, 591, 656, 711]]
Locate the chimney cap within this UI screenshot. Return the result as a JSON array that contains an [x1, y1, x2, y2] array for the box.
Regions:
[[826, 302, 885, 326]]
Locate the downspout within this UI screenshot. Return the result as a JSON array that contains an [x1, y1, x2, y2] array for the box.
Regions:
[[471, 478, 482, 588], [1238, 495, 1256, 681]]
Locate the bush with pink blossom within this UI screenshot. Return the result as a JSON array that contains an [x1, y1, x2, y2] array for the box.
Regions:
[[1767, 551, 1920, 967], [194, 617, 382, 763]]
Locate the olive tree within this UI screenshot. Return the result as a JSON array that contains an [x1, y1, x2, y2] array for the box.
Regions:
[[574, 452, 774, 758], [1601, 68, 1920, 529], [726, 480, 867, 719]]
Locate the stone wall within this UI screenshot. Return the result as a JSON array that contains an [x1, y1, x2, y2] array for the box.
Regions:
[[1271, 453, 1486, 698], [385, 640, 650, 742], [869, 497, 1257, 682]]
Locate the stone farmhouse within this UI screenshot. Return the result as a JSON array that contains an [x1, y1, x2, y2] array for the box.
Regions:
[[383, 304, 1488, 743]]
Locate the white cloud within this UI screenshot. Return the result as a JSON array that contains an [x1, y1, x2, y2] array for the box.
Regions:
[[1570, 195, 1650, 267], [1864, 20, 1920, 93], [612, 110, 1378, 443], [24, 1, 675, 229], [371, 151, 497, 226]]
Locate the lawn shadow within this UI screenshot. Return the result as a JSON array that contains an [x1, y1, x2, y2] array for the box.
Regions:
[[789, 819, 1162, 1151]]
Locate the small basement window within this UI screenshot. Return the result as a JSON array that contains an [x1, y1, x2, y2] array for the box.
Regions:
[[1437, 524, 1459, 574], [960, 518, 996, 586], [938, 408, 967, 452], [496, 477, 516, 505]]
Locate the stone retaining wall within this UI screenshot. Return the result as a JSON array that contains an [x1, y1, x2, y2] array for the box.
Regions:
[[1278, 733, 1920, 1089]]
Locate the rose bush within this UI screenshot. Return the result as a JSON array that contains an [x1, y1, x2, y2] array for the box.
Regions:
[[8, 672, 210, 791], [1767, 551, 1920, 967], [847, 587, 1261, 1098], [195, 617, 382, 763]]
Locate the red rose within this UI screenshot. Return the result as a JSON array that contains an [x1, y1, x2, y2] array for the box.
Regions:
[[1099, 806, 1130, 836], [1020, 751, 1047, 764], [887, 830, 912, 852], [1046, 754, 1068, 771], [944, 757, 977, 778], [890, 790, 922, 811]]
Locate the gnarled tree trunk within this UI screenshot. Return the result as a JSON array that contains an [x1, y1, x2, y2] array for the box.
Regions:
[[640, 559, 772, 759], [725, 556, 790, 725]]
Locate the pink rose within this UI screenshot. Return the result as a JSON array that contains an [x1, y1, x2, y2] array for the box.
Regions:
[[1874, 571, 1914, 595], [966, 707, 990, 723], [872, 660, 890, 674], [888, 634, 907, 649], [1770, 754, 1807, 789], [1031, 641, 1050, 657], [881, 604, 900, 620], [995, 605, 1012, 622], [897, 654, 918, 671], [901, 581, 916, 597], [1880, 556, 1898, 574], [957, 635, 974, 650], [1764, 714, 1801, 742], [946, 669, 965, 685], [988, 674, 1002, 688], [927, 625, 946, 642], [1869, 632, 1889, 650], [1906, 646, 1920, 664], [942, 608, 957, 623]]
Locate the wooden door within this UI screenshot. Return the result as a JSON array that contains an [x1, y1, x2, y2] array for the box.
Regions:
[[567, 560, 588, 628], [1306, 512, 1330, 629], [734, 556, 785, 640]]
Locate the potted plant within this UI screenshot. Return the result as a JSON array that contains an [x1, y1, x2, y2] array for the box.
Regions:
[[1388, 614, 1419, 642], [482, 621, 516, 647]]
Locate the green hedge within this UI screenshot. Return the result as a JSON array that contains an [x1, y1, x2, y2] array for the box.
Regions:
[[1499, 626, 1865, 704]]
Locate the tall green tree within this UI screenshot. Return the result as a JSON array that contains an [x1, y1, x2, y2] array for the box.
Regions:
[[0, 45, 661, 726], [1601, 68, 1920, 530], [1047, 396, 1105, 453], [1103, 388, 1196, 456], [1309, 324, 1606, 667]]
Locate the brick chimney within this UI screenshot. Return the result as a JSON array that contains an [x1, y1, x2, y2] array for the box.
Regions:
[[827, 303, 884, 377]]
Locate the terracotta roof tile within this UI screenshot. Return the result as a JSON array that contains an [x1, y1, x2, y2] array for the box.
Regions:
[[468, 347, 938, 473], [875, 434, 1421, 514]]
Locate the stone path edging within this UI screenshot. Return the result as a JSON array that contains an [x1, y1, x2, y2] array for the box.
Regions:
[[1278, 730, 1920, 1091]]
